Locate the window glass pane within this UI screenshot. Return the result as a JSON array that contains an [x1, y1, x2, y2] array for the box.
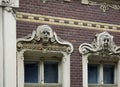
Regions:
[[103, 64, 114, 84], [88, 64, 99, 84], [44, 61, 58, 83], [24, 62, 39, 83]]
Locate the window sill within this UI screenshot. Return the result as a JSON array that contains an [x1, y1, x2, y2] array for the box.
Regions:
[[24, 83, 62, 87], [88, 84, 117, 87]]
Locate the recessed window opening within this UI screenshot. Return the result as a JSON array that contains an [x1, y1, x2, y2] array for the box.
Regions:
[[44, 61, 58, 83], [88, 64, 99, 84], [17, 25, 73, 87], [88, 62, 116, 85], [24, 51, 62, 86], [103, 64, 115, 84], [24, 62, 39, 83]]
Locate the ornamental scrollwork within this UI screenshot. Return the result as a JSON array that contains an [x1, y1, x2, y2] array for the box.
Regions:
[[79, 32, 120, 56], [1, 0, 16, 17], [17, 25, 73, 54], [88, 0, 120, 12]]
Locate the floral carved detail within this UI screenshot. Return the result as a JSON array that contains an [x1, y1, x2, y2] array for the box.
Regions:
[[17, 25, 73, 54], [88, 0, 120, 12], [1, 0, 16, 17], [79, 32, 120, 56]]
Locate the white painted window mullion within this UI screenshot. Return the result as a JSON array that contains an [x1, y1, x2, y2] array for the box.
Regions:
[[41, 61, 44, 84], [100, 64, 103, 84]]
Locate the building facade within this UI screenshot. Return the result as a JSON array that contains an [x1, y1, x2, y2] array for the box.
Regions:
[[16, 0, 120, 87]]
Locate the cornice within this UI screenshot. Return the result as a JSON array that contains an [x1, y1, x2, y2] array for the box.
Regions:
[[16, 12, 120, 33]]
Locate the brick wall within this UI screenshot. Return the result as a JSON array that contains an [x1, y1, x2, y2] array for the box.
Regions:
[[17, 0, 120, 25], [17, 0, 120, 87], [17, 21, 120, 87]]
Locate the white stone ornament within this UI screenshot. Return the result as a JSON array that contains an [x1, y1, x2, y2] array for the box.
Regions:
[[17, 25, 73, 54], [0, 0, 19, 7], [0, 0, 19, 17], [36, 25, 54, 44], [0, 0, 19, 86], [81, 0, 120, 12], [17, 25, 73, 87], [79, 32, 120, 56]]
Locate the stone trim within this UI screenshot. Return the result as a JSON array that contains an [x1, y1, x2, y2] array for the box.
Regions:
[[0, 0, 19, 7], [17, 25, 73, 54], [40, 0, 71, 3], [17, 25, 73, 87], [79, 32, 120, 56], [89, 0, 120, 12], [81, 0, 120, 12], [0, 8, 3, 87], [16, 12, 120, 33], [79, 32, 120, 87], [81, 0, 89, 4]]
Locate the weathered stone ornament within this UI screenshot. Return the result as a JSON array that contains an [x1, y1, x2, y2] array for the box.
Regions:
[[79, 32, 120, 56], [1, 0, 16, 17], [88, 0, 120, 12], [82, 0, 120, 12], [17, 25, 73, 54]]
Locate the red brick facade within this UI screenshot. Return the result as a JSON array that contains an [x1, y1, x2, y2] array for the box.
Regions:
[[17, 0, 120, 87], [17, 0, 120, 25]]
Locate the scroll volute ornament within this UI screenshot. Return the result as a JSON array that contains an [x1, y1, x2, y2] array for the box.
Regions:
[[81, 0, 120, 12], [88, 0, 120, 12], [17, 25, 73, 54], [79, 32, 120, 56]]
